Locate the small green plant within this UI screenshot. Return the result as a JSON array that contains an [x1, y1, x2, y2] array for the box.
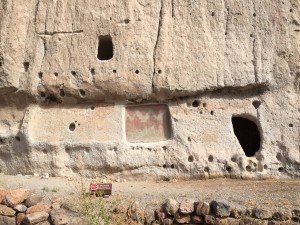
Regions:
[[42, 186, 49, 192], [51, 187, 59, 192]]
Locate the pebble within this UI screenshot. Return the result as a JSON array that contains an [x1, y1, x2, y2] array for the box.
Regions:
[[41, 173, 49, 179]]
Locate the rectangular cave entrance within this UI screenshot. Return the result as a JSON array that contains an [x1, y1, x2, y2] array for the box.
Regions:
[[125, 104, 173, 143], [97, 35, 113, 60]]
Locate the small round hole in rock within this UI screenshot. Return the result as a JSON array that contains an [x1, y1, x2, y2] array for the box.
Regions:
[[200, 111, 203, 114], [188, 155, 194, 162], [226, 166, 232, 172], [91, 68, 95, 75], [171, 164, 175, 169], [38, 72, 43, 79], [208, 155, 214, 162], [203, 103, 207, 107], [162, 146, 167, 151], [231, 156, 237, 162], [211, 12, 215, 16], [135, 70, 139, 74], [263, 164, 268, 170], [253, 13, 256, 17], [113, 69, 117, 73], [15, 136, 21, 142], [69, 123, 76, 132], [278, 167, 284, 172], [246, 165, 252, 172], [163, 164, 167, 168], [289, 9, 293, 13], [124, 19, 130, 24], [289, 124, 293, 127], [54, 72, 58, 77], [23, 62, 30, 72], [188, 137, 191, 142], [192, 100, 200, 107], [204, 167, 209, 172], [210, 111, 214, 115], [79, 90, 86, 98], [252, 100, 261, 109], [91, 106, 95, 110], [276, 153, 283, 161], [158, 70, 162, 74], [59, 89, 65, 97], [250, 34, 254, 38], [71, 71, 76, 76]]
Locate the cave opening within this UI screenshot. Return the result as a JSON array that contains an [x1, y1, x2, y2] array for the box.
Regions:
[[97, 35, 113, 60], [231, 116, 261, 157]]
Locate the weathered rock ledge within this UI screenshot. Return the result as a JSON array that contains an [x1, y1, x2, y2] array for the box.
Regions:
[[0, 1, 299, 179]]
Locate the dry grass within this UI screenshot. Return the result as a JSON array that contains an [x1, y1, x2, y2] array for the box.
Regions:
[[63, 178, 145, 225]]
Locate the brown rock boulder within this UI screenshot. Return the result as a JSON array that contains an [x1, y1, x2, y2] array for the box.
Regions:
[[0, 215, 15, 225], [36, 221, 51, 225], [0, 204, 15, 216], [174, 213, 191, 224], [195, 201, 210, 216], [16, 212, 26, 225], [4, 189, 31, 207], [23, 211, 49, 225], [179, 199, 194, 214], [27, 203, 50, 214], [165, 199, 179, 216], [0, 189, 8, 203], [50, 208, 69, 225], [25, 194, 43, 208]]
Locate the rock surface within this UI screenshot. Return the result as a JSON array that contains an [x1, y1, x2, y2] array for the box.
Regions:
[[14, 204, 27, 213], [4, 189, 31, 207], [179, 199, 194, 214], [23, 211, 49, 225], [25, 194, 43, 208], [0, 204, 15, 216], [0, 0, 299, 179], [165, 199, 179, 216], [50, 208, 69, 225], [0, 215, 15, 225], [27, 203, 50, 214]]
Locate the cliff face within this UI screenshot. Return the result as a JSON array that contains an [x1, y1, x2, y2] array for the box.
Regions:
[[0, 0, 299, 179]]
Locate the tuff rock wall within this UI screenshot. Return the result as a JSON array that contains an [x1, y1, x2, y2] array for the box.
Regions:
[[0, 0, 299, 179]]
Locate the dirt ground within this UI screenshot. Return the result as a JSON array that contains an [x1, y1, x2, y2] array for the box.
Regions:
[[1, 174, 299, 212]]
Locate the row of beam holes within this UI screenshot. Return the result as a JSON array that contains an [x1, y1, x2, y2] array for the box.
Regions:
[[38, 71, 86, 98], [192, 100, 214, 115], [231, 154, 268, 171], [162, 164, 175, 169]]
